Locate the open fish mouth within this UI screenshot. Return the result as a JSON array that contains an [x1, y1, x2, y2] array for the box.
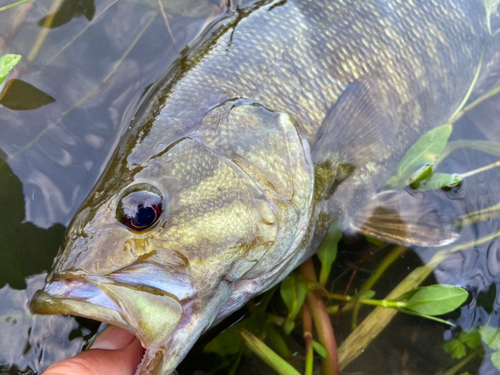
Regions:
[[30, 275, 183, 349]]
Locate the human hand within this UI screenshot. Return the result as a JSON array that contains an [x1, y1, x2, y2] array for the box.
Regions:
[[43, 325, 145, 375]]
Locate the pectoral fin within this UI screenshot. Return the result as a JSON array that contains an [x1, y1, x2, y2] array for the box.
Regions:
[[350, 189, 460, 247], [313, 78, 398, 201]]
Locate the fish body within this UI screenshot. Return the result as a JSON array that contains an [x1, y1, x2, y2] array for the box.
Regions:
[[31, 0, 488, 373]]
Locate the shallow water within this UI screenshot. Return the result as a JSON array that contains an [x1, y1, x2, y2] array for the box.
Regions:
[[1, 1, 500, 374]]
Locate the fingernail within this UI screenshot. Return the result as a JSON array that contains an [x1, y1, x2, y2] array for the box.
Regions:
[[91, 325, 137, 350]]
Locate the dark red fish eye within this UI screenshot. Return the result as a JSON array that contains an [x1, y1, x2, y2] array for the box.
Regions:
[[116, 184, 164, 231], [125, 203, 162, 230]]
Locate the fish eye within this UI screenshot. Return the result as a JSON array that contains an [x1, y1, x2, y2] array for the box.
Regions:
[[116, 184, 164, 231]]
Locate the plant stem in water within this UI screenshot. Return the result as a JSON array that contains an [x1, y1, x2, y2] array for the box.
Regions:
[[302, 304, 314, 375], [300, 259, 338, 375]]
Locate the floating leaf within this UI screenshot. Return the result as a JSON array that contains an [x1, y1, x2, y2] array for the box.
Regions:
[[38, 0, 95, 28], [439, 140, 500, 164], [385, 125, 452, 188], [399, 284, 468, 316], [0, 79, 55, 110], [316, 219, 342, 285], [240, 330, 301, 375], [0, 54, 21, 85], [411, 173, 462, 192], [280, 272, 307, 334], [312, 340, 328, 358]]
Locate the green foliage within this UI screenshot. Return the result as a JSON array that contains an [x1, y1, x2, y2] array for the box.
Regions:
[[312, 340, 328, 358], [480, 326, 500, 370], [204, 321, 243, 358], [204, 289, 278, 363], [444, 338, 467, 359], [280, 272, 307, 334], [397, 284, 468, 316], [480, 326, 500, 349], [366, 236, 385, 247], [410, 173, 462, 192], [385, 125, 452, 188], [460, 330, 482, 350], [0, 79, 56, 110], [316, 219, 342, 285], [240, 330, 300, 375], [38, 0, 95, 29], [359, 290, 376, 300], [444, 330, 481, 359], [0, 54, 21, 85]]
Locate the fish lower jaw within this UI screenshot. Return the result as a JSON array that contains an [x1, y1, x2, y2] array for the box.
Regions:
[[30, 279, 132, 332], [31, 276, 184, 349]]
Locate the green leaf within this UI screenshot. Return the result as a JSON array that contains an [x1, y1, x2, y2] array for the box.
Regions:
[[460, 330, 481, 350], [398, 309, 456, 326], [402, 284, 468, 316], [408, 163, 434, 184], [241, 330, 301, 375], [366, 236, 385, 247], [359, 290, 376, 299], [411, 173, 462, 192], [492, 351, 500, 371], [480, 326, 500, 350], [460, 372, 471, 375], [444, 339, 467, 359], [391, 289, 420, 302], [0, 79, 55, 110], [312, 340, 328, 358], [280, 272, 307, 334], [316, 219, 342, 285], [440, 140, 500, 162], [265, 324, 292, 359], [204, 321, 243, 357], [0, 54, 21, 85], [385, 125, 452, 188]]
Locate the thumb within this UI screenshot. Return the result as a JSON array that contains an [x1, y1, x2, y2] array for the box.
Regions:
[[43, 325, 145, 375]]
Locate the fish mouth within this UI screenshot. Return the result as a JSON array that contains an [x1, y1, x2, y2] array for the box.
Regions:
[[30, 275, 183, 349]]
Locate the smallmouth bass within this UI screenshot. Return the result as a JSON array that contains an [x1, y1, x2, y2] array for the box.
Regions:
[[31, 0, 489, 373]]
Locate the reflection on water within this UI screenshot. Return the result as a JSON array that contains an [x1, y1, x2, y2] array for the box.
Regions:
[[0, 274, 88, 374], [1, 0, 500, 374]]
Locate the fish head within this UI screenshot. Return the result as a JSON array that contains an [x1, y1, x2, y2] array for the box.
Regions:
[[31, 100, 314, 374]]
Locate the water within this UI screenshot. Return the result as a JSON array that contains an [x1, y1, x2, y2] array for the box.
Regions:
[[1, 1, 500, 374]]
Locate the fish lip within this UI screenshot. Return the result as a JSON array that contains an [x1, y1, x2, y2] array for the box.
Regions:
[[30, 277, 130, 330], [30, 275, 184, 348]]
